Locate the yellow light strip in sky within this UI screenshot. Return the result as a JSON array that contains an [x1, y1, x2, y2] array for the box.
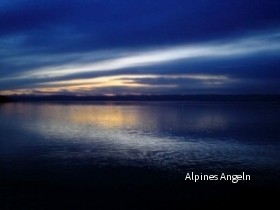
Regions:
[[0, 74, 229, 95], [42, 74, 228, 86]]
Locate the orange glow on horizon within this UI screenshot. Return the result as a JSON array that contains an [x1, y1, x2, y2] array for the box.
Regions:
[[0, 74, 228, 95]]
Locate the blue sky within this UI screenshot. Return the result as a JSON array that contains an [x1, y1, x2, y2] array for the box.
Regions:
[[0, 0, 280, 95]]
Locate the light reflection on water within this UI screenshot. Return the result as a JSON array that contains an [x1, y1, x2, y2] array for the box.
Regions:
[[0, 102, 279, 178]]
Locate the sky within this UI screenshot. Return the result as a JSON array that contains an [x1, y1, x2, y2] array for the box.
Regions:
[[0, 0, 280, 95]]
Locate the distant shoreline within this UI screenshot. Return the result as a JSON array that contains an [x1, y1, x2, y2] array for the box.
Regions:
[[2, 94, 280, 102], [0, 95, 12, 103]]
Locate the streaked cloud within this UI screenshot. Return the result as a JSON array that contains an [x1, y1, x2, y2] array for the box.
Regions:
[[19, 30, 280, 79]]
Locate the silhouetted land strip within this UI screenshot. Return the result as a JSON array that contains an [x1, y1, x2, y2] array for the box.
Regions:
[[0, 95, 12, 103], [7, 94, 280, 102]]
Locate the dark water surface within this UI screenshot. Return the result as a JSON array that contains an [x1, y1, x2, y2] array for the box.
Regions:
[[0, 102, 279, 209]]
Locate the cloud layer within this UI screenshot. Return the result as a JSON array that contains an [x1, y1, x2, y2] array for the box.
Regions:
[[1, 0, 280, 95]]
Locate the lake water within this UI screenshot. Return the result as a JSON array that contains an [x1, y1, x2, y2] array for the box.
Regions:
[[0, 102, 279, 209]]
